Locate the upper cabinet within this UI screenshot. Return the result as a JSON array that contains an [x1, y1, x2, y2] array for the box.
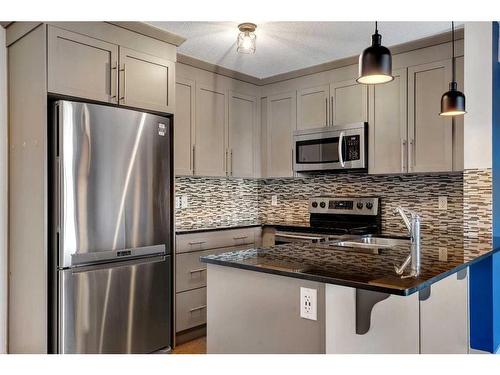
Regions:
[[118, 47, 175, 113], [296, 85, 329, 130], [47, 25, 175, 114], [408, 59, 453, 173], [174, 78, 195, 176], [228, 91, 257, 178], [267, 91, 297, 178], [48, 26, 119, 104], [368, 68, 408, 174], [330, 79, 368, 126], [194, 84, 227, 177]]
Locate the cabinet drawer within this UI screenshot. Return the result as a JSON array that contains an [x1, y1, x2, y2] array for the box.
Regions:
[[176, 248, 230, 293], [175, 227, 258, 254], [176, 288, 207, 332]]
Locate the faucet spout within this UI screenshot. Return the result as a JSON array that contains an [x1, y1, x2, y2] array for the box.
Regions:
[[393, 206, 421, 278]]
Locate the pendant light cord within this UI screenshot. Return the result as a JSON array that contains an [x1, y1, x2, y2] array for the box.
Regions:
[[375, 21, 378, 34], [451, 21, 456, 83]]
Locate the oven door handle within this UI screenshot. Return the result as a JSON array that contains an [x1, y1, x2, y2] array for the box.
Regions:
[[338, 131, 345, 168], [275, 233, 325, 241]]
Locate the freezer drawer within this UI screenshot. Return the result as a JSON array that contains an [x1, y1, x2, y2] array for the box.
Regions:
[[58, 256, 171, 354]]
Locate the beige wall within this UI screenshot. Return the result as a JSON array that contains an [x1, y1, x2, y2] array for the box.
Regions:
[[0, 26, 8, 354], [464, 22, 493, 170]]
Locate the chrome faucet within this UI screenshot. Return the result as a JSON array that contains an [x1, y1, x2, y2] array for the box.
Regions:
[[393, 207, 421, 278]]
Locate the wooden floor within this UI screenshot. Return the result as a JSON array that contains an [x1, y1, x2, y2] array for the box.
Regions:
[[172, 336, 207, 354]]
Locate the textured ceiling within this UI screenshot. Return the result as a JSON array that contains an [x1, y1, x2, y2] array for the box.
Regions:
[[149, 22, 460, 79]]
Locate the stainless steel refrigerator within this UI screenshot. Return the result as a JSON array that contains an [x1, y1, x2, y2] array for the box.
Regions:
[[49, 100, 173, 354]]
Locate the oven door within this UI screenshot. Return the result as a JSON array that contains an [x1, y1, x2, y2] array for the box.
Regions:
[[293, 123, 367, 172]]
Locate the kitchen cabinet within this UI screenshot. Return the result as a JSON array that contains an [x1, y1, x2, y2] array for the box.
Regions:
[[175, 227, 262, 335], [267, 91, 297, 178], [330, 79, 368, 126], [174, 78, 195, 175], [194, 84, 227, 177], [228, 91, 257, 177], [48, 26, 119, 103], [408, 59, 453, 173], [325, 284, 420, 354], [419, 269, 469, 353], [118, 47, 175, 113], [296, 85, 330, 129], [368, 68, 408, 174], [47, 25, 175, 114]]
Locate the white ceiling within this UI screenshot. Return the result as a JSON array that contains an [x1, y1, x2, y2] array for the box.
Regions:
[[149, 22, 459, 79]]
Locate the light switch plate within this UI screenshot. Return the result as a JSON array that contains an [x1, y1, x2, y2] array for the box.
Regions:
[[175, 196, 181, 209], [300, 287, 317, 321], [271, 195, 278, 206], [181, 195, 188, 208], [439, 247, 448, 261]]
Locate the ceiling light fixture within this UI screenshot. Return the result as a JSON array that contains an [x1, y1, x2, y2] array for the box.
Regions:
[[237, 23, 257, 54], [440, 21, 466, 116], [357, 21, 394, 85]]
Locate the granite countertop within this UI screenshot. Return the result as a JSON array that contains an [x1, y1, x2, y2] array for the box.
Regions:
[[200, 236, 500, 296]]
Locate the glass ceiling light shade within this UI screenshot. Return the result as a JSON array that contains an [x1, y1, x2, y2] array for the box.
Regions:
[[237, 23, 257, 54], [440, 21, 466, 116], [357, 21, 394, 85]]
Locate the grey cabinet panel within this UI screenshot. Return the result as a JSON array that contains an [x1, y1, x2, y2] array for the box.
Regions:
[[119, 47, 174, 113], [194, 84, 227, 176], [297, 85, 329, 129], [267, 91, 296, 178], [228, 91, 257, 177], [48, 25, 118, 103], [368, 68, 408, 174], [408, 60, 453, 173], [176, 288, 207, 332], [331, 79, 368, 126], [174, 78, 195, 176]]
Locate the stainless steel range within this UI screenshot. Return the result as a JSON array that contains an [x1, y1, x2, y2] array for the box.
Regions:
[[273, 197, 381, 245]]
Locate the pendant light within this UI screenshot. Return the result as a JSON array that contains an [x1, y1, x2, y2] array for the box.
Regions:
[[357, 21, 394, 85], [237, 23, 257, 54], [440, 21, 466, 116]]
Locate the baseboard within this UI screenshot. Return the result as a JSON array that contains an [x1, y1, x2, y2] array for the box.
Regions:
[[175, 325, 206, 346]]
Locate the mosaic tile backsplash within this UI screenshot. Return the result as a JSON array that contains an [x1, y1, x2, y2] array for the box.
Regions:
[[175, 172, 467, 241]]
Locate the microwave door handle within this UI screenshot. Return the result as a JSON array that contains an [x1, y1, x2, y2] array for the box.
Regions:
[[338, 131, 345, 168]]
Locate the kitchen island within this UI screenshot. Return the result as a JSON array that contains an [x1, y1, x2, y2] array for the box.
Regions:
[[201, 236, 499, 354]]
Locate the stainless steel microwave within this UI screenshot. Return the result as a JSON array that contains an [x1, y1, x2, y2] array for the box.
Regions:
[[293, 122, 368, 173]]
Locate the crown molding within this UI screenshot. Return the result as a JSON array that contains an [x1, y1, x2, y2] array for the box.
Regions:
[[107, 22, 186, 47]]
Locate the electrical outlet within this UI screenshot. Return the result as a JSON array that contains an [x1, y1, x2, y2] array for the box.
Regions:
[[300, 287, 317, 321], [438, 196, 448, 210], [439, 247, 448, 261], [181, 195, 188, 208], [175, 196, 181, 209], [271, 195, 278, 206]]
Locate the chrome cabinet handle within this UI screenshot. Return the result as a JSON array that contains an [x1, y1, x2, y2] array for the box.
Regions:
[[225, 149, 228, 176], [330, 96, 334, 126], [189, 305, 207, 313], [409, 139, 414, 171], [188, 240, 206, 245], [189, 268, 206, 274], [119, 63, 126, 101], [325, 97, 328, 126], [192, 145, 195, 175], [110, 61, 118, 101], [401, 140, 407, 173], [230, 149, 233, 176], [338, 131, 345, 168], [233, 236, 248, 240]]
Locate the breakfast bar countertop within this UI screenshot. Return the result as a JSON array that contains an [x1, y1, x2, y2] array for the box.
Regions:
[[200, 236, 500, 296]]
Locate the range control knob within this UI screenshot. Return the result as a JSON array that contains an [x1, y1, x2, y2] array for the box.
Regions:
[[319, 202, 326, 208], [311, 201, 318, 208], [356, 202, 364, 210], [365, 202, 374, 210]]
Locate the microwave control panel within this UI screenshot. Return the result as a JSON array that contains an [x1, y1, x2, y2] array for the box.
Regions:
[[345, 135, 360, 161]]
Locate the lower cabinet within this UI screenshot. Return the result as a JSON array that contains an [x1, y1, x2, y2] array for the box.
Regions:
[[175, 227, 262, 334], [325, 268, 469, 354]]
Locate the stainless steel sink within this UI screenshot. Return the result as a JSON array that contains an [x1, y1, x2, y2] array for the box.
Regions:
[[317, 236, 410, 254]]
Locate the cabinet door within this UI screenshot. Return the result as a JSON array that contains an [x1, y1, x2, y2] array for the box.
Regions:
[[267, 91, 297, 178], [174, 78, 195, 176], [119, 47, 174, 113], [330, 79, 368, 126], [408, 60, 453, 173], [419, 269, 469, 353], [297, 85, 330, 129], [228, 91, 257, 177], [194, 84, 227, 176], [368, 68, 408, 174], [48, 26, 118, 103]]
